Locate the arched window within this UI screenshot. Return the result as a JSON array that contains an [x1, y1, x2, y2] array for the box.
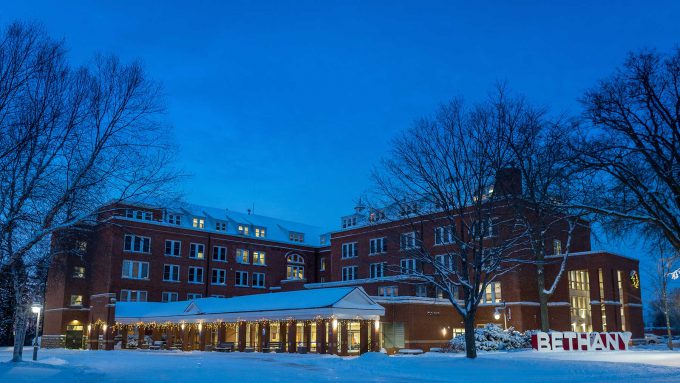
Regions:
[[286, 254, 304, 280]]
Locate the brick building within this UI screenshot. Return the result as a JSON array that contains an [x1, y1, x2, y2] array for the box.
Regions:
[[42, 176, 644, 353]]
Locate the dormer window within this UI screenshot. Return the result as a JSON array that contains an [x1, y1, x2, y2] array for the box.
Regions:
[[342, 216, 358, 229], [167, 214, 181, 225], [255, 227, 266, 238], [126, 209, 153, 221], [289, 231, 304, 243], [238, 224, 250, 236], [192, 217, 205, 229], [215, 222, 227, 231]]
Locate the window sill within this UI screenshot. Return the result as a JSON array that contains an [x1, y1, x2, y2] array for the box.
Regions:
[[164, 254, 181, 257], [211, 283, 227, 286], [162, 280, 181, 283], [253, 263, 267, 267], [252, 286, 266, 289], [121, 277, 150, 280], [189, 257, 205, 260], [188, 281, 204, 284], [235, 284, 249, 288], [212, 259, 227, 263]]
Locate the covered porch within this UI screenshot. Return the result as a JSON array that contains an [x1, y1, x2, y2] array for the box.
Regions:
[[104, 287, 384, 355]]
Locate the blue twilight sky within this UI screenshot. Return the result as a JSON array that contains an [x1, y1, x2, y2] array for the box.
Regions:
[[2, 1, 678, 310]]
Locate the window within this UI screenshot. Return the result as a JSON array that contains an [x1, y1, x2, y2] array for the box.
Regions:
[[192, 217, 205, 229], [342, 265, 358, 281], [165, 240, 181, 257], [162, 292, 178, 303], [120, 290, 147, 302], [482, 282, 503, 304], [211, 268, 226, 285], [400, 232, 417, 250], [378, 286, 398, 297], [553, 239, 562, 255], [435, 225, 455, 245], [126, 209, 153, 221], [255, 227, 266, 238], [369, 237, 386, 254], [341, 242, 357, 259], [617, 270, 626, 331], [235, 271, 249, 287], [252, 251, 266, 266], [342, 216, 358, 229], [236, 249, 249, 264], [122, 260, 149, 280], [215, 222, 227, 231], [189, 243, 205, 259], [289, 231, 304, 242], [598, 268, 607, 332], [319, 257, 326, 271], [72, 266, 85, 278], [163, 264, 180, 282], [320, 235, 328, 245], [211, 294, 224, 298], [253, 272, 265, 288], [473, 218, 494, 238], [568, 270, 592, 332], [400, 258, 418, 274], [370, 263, 384, 279], [238, 224, 250, 235], [123, 234, 150, 253], [286, 254, 305, 280], [416, 284, 428, 297], [188, 266, 204, 283], [187, 293, 202, 300], [167, 214, 181, 225], [435, 254, 454, 271], [70, 295, 83, 306], [213, 246, 227, 262]]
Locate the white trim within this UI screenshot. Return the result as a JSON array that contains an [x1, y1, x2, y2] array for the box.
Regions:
[[545, 250, 640, 262]]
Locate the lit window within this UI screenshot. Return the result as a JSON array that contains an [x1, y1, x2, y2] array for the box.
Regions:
[[341, 243, 358, 258], [253, 272, 265, 288], [252, 251, 266, 266], [215, 222, 227, 231], [211, 269, 226, 285], [188, 266, 204, 283], [192, 217, 205, 229], [342, 266, 358, 281], [236, 249, 249, 264], [255, 227, 266, 238], [238, 224, 250, 235], [286, 254, 304, 280], [213, 246, 227, 262], [319, 257, 326, 271], [369, 238, 386, 254], [370, 263, 384, 279], [162, 292, 178, 302], [165, 240, 181, 257], [553, 240, 562, 255], [163, 264, 180, 282], [72, 267, 85, 278], [70, 295, 83, 306], [189, 243, 205, 259], [481, 282, 502, 304], [124, 234, 151, 253], [235, 271, 249, 287], [122, 260, 149, 280], [378, 286, 398, 297]]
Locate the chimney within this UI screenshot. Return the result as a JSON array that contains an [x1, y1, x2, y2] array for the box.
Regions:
[[494, 168, 522, 196]]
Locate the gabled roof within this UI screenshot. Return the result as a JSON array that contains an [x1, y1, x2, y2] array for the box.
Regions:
[[115, 287, 384, 323]]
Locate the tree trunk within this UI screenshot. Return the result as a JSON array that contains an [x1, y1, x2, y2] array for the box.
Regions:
[[537, 267, 550, 331], [662, 278, 674, 350], [12, 310, 27, 362], [463, 315, 477, 359]]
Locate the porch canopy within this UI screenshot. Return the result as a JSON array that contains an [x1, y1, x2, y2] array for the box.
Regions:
[[115, 286, 384, 324]]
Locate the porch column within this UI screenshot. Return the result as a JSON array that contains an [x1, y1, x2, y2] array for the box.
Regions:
[[304, 322, 312, 350], [137, 325, 145, 348], [166, 327, 174, 349], [288, 321, 297, 353], [198, 324, 208, 351], [328, 320, 338, 355], [238, 322, 246, 352], [371, 320, 380, 352], [152, 326, 162, 341], [360, 321, 369, 354], [103, 323, 114, 350], [181, 326, 190, 351], [279, 321, 287, 352], [261, 322, 270, 351], [121, 327, 129, 349], [218, 322, 226, 344], [340, 321, 349, 356], [316, 320, 327, 354]]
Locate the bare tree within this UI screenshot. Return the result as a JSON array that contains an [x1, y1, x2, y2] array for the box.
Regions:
[[649, 240, 679, 350], [0, 22, 180, 362], [373, 92, 530, 359], [576, 49, 680, 253]]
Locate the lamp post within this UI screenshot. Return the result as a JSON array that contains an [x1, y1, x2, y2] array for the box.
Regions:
[[31, 303, 43, 361], [493, 302, 507, 330]]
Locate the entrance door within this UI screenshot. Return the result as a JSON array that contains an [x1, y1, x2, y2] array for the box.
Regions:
[[65, 330, 83, 349]]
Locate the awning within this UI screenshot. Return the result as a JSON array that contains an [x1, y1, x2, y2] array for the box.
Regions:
[[115, 287, 385, 324]]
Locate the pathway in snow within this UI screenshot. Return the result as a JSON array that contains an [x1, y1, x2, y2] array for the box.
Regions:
[[0, 347, 678, 383]]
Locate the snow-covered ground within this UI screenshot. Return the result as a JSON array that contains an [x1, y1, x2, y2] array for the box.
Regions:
[[1, 346, 678, 383]]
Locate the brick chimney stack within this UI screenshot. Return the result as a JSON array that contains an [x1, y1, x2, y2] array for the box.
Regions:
[[494, 168, 522, 196]]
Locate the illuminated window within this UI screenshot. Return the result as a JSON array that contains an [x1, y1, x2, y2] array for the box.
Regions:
[[599, 268, 607, 331], [319, 257, 326, 271], [70, 295, 83, 306], [252, 251, 266, 266], [192, 217, 205, 229], [481, 282, 502, 303], [568, 270, 592, 332], [255, 227, 266, 238], [378, 286, 398, 297], [554, 240, 562, 255], [189, 243, 205, 259], [617, 270, 626, 331], [286, 254, 304, 280], [238, 224, 250, 235], [236, 249, 249, 264]]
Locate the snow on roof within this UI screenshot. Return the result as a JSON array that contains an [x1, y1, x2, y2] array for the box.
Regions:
[[115, 287, 384, 323], [171, 202, 329, 247]]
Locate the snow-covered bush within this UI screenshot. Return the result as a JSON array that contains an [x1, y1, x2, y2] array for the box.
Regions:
[[449, 324, 531, 352]]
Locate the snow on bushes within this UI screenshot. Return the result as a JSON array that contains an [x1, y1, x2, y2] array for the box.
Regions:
[[449, 324, 532, 352]]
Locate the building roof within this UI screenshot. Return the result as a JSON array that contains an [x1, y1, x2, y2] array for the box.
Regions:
[[115, 287, 385, 323]]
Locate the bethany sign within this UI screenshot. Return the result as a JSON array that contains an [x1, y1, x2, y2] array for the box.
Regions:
[[531, 331, 632, 351]]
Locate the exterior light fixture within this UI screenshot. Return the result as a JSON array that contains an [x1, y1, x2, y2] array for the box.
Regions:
[[332, 318, 338, 330], [441, 327, 447, 337], [181, 322, 186, 331], [30, 303, 43, 361], [493, 309, 501, 321], [374, 320, 380, 331], [198, 322, 203, 333]]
